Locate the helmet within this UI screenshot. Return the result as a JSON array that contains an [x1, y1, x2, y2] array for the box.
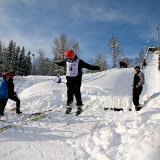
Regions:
[[64, 49, 75, 60], [2, 72, 9, 79]]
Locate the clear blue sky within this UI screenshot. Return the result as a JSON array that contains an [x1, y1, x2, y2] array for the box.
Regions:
[[0, 0, 159, 63]]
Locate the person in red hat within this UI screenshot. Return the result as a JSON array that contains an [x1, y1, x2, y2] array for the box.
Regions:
[[0, 72, 9, 117], [56, 49, 100, 115]]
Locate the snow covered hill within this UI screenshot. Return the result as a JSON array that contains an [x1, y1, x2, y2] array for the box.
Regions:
[[1, 52, 160, 160]]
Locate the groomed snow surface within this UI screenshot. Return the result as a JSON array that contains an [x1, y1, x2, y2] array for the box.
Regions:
[[1, 52, 160, 160]]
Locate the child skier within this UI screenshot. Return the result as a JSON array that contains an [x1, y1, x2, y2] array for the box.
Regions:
[[56, 49, 100, 115], [132, 66, 145, 111], [0, 72, 9, 117]]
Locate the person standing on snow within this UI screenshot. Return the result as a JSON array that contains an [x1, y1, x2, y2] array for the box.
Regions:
[[132, 66, 145, 111], [56, 49, 100, 115], [0, 72, 9, 117], [7, 71, 22, 114]]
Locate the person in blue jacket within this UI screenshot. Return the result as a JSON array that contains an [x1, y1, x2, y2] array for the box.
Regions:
[[0, 72, 9, 117]]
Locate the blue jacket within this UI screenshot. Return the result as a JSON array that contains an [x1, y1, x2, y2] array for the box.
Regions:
[[0, 79, 8, 100]]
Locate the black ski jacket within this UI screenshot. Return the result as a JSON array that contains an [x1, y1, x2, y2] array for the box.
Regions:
[[133, 71, 145, 88], [56, 59, 100, 80]]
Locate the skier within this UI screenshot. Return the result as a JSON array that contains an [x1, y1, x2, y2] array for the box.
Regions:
[[132, 66, 145, 111], [7, 71, 22, 114], [0, 72, 9, 117], [56, 49, 100, 115]]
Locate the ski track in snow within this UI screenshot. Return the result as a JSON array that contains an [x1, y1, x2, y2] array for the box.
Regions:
[[1, 52, 160, 160]]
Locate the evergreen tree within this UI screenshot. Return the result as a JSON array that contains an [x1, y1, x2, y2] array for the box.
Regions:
[[25, 51, 32, 76], [31, 53, 36, 75], [0, 41, 4, 72], [12, 45, 20, 73], [14, 46, 21, 74], [0, 40, 34, 75], [4, 40, 16, 71], [18, 47, 26, 75]]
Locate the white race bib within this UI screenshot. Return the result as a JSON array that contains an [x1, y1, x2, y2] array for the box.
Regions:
[[66, 59, 79, 77]]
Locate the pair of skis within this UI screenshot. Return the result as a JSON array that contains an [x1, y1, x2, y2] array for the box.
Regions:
[[0, 108, 61, 132], [0, 105, 90, 132]]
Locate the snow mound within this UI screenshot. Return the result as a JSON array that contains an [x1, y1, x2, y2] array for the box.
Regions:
[[1, 52, 160, 160]]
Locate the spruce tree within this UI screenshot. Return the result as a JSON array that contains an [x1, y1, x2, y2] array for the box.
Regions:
[[19, 47, 26, 75], [4, 40, 16, 71], [25, 51, 32, 75]]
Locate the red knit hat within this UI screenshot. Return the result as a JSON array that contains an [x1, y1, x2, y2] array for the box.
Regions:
[[64, 49, 75, 60]]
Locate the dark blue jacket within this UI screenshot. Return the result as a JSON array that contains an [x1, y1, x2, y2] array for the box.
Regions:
[[0, 79, 8, 100]]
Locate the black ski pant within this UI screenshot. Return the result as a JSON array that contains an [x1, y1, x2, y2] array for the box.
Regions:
[[8, 94, 21, 113], [66, 79, 82, 108], [132, 86, 143, 107], [0, 99, 7, 116]]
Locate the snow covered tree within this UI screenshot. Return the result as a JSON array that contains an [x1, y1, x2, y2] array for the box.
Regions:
[[37, 50, 47, 75], [34, 50, 53, 75], [110, 36, 122, 68], [53, 34, 80, 60], [94, 54, 108, 71]]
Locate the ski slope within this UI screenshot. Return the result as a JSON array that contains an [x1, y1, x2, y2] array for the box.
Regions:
[[1, 52, 160, 160]]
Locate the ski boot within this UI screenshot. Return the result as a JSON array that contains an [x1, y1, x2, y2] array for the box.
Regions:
[[76, 107, 82, 116], [135, 106, 142, 111], [16, 108, 22, 114], [16, 111, 22, 114], [65, 107, 72, 114]]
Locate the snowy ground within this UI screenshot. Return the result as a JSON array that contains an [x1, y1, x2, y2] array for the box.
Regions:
[[1, 52, 160, 160]]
